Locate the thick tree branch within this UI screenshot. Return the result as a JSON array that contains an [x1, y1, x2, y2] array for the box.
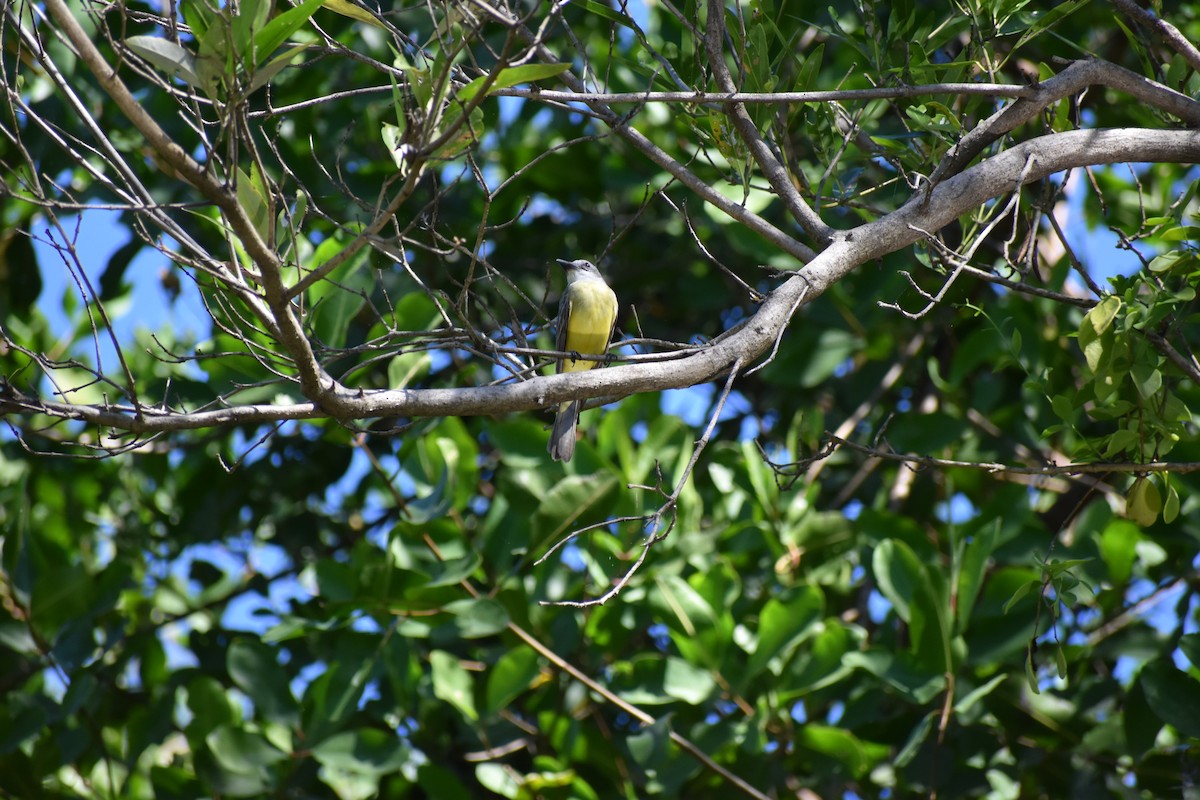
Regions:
[[9, 127, 1199, 435], [1109, 0, 1200, 73], [929, 59, 1200, 185]]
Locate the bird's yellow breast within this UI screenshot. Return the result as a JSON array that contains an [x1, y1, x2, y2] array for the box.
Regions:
[[562, 280, 617, 373]]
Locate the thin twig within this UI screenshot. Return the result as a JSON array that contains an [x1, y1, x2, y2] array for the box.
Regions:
[[825, 433, 1200, 475], [545, 358, 745, 608]]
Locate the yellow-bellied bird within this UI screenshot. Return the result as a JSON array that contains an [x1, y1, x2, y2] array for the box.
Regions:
[[548, 259, 618, 462]]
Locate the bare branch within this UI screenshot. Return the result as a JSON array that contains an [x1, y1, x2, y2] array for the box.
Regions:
[[703, 0, 831, 243], [824, 433, 1200, 475], [491, 84, 1036, 105], [1109, 0, 1200, 73], [6, 127, 1200, 435]]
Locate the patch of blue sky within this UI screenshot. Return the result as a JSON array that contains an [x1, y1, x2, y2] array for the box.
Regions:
[[438, 160, 471, 186], [1126, 577, 1186, 636], [249, 541, 292, 578], [560, 542, 587, 572], [222, 565, 313, 635], [498, 95, 524, 128], [647, 622, 670, 651], [320, 447, 374, 513], [170, 540, 243, 595], [223, 591, 280, 634], [358, 678, 382, 710], [30, 209, 211, 372], [1057, 169, 1149, 286], [935, 492, 978, 525], [291, 660, 326, 700], [867, 588, 891, 624], [40, 669, 68, 703], [352, 615, 383, 634], [159, 622, 202, 672], [520, 192, 582, 226], [660, 384, 750, 431]]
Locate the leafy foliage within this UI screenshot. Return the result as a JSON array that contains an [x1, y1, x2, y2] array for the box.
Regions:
[[3, 0, 1200, 798]]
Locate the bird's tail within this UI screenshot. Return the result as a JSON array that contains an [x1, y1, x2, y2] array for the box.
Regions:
[[548, 400, 579, 462]]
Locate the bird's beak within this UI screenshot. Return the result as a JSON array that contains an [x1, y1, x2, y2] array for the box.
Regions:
[[556, 258, 572, 268]]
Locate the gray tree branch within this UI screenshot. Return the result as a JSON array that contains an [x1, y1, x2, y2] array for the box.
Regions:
[[7, 126, 1199, 436]]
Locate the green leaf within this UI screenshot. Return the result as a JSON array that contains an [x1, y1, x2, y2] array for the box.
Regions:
[[795, 724, 879, 779], [387, 351, 432, 390], [235, 165, 272, 245], [744, 585, 824, 680], [206, 725, 288, 772], [1163, 479, 1180, 524], [843, 649, 945, 704], [254, 0, 324, 61], [484, 646, 541, 716], [231, 0, 272, 66], [319, 0, 388, 29], [873, 538, 923, 624], [431, 103, 485, 159], [125, 36, 203, 88], [455, 63, 571, 103], [1138, 658, 1200, 738], [405, 461, 452, 525], [1125, 477, 1161, 527], [381, 121, 409, 170], [1179, 633, 1200, 671], [305, 233, 371, 349], [431, 650, 478, 721], [534, 473, 619, 543], [248, 43, 309, 92], [779, 620, 856, 698], [1078, 295, 1121, 372], [1148, 249, 1189, 273], [578, 0, 636, 27], [954, 674, 1006, 715], [956, 521, 998, 630], [310, 728, 410, 775], [417, 764, 473, 799], [302, 656, 375, 740], [663, 656, 717, 705], [421, 551, 481, 588], [1123, 678, 1160, 755], [1012, 1, 1087, 51], [894, 712, 935, 767], [186, 676, 238, 739], [652, 574, 726, 670], [1099, 519, 1139, 585], [227, 638, 300, 725], [1130, 362, 1162, 399], [433, 598, 509, 641], [1025, 648, 1040, 695]]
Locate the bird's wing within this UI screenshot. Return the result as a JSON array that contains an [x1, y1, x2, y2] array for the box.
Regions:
[[554, 288, 572, 373], [606, 286, 618, 345]]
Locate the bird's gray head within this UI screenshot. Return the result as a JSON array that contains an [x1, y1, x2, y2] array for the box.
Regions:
[[556, 258, 600, 275]]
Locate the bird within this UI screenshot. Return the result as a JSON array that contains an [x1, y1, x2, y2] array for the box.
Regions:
[[548, 258, 618, 462]]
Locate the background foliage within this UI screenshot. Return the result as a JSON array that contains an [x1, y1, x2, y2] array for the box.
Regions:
[[2, 0, 1200, 798]]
